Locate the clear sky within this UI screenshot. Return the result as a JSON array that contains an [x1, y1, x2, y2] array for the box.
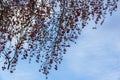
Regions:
[[0, 2, 120, 80]]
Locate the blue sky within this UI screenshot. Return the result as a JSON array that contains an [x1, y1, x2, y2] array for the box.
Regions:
[[0, 2, 120, 80]]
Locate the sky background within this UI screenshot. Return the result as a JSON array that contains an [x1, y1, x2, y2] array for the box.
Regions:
[[0, 1, 120, 80]]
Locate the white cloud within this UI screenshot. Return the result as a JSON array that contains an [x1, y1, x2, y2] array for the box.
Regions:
[[63, 11, 120, 80], [101, 72, 120, 80]]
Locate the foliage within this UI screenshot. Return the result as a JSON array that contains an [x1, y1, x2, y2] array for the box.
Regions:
[[0, 0, 119, 78]]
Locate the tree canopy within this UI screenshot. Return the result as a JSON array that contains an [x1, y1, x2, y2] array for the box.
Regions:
[[0, 0, 119, 79]]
